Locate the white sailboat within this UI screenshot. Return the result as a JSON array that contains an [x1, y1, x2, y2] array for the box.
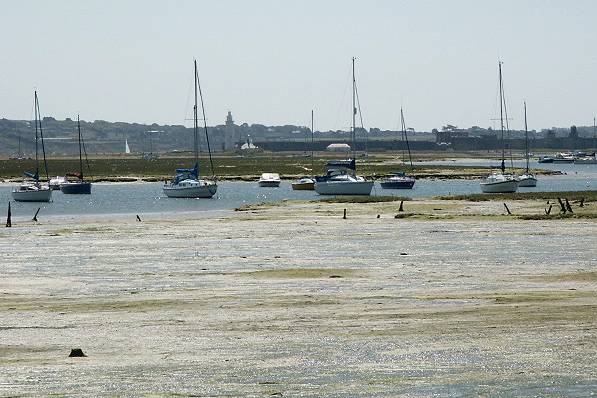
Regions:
[[125, 139, 131, 154], [163, 60, 217, 198], [480, 62, 519, 193], [517, 102, 537, 187], [315, 58, 373, 196], [12, 91, 52, 202]]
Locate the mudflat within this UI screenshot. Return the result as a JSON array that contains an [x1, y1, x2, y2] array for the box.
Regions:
[[1, 199, 595, 396]]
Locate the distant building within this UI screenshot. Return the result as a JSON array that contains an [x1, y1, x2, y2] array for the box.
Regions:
[[326, 143, 351, 152], [240, 135, 259, 152], [224, 111, 235, 151]]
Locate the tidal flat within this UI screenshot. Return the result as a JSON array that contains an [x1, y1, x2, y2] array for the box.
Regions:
[[0, 199, 595, 397]]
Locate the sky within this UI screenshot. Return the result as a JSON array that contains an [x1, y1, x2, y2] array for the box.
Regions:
[[1, 0, 596, 132]]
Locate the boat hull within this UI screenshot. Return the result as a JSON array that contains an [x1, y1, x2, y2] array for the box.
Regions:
[[291, 181, 314, 190], [12, 188, 52, 202], [163, 184, 217, 198], [480, 179, 519, 193], [575, 158, 597, 164], [60, 182, 92, 194], [517, 176, 537, 187], [258, 181, 281, 187], [380, 180, 415, 189], [315, 180, 374, 195]]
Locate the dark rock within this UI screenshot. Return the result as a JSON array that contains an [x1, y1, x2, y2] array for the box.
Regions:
[[69, 348, 86, 357]]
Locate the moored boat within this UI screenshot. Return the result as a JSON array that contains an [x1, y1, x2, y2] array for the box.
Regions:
[[517, 102, 537, 187], [163, 60, 217, 199], [61, 115, 92, 195], [258, 173, 281, 187], [314, 58, 372, 196], [380, 172, 415, 189], [291, 177, 315, 190], [12, 91, 53, 202], [480, 61, 518, 194]]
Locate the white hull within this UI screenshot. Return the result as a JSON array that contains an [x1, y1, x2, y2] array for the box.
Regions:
[[517, 176, 537, 187], [12, 187, 52, 202], [315, 180, 374, 195], [163, 182, 217, 198], [480, 179, 518, 193], [258, 181, 281, 187], [575, 158, 597, 164]]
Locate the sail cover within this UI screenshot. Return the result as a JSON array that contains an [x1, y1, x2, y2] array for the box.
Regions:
[[23, 171, 39, 180], [173, 163, 199, 184]]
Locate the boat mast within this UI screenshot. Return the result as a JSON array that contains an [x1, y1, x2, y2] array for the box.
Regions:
[[352, 57, 357, 165], [524, 102, 529, 174], [77, 115, 83, 180], [311, 109, 314, 176], [36, 93, 50, 182], [498, 62, 505, 174], [33, 92, 39, 183], [193, 60, 199, 169], [195, 60, 215, 178], [401, 108, 413, 169]]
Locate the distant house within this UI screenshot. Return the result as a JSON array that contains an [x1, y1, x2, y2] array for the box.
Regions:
[[326, 143, 351, 152]]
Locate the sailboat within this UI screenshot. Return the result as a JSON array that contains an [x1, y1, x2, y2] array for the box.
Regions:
[[12, 91, 52, 202], [292, 110, 316, 190], [163, 60, 217, 198], [381, 108, 416, 189], [517, 102, 537, 187], [125, 139, 131, 154], [314, 58, 374, 196], [480, 62, 519, 193], [61, 115, 92, 194]]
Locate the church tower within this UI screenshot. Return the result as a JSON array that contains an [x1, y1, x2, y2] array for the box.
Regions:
[[224, 111, 235, 151]]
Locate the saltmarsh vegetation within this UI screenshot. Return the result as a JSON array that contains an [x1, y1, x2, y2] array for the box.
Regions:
[[0, 154, 560, 181]]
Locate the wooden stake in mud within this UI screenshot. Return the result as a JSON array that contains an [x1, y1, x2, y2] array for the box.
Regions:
[[136, 214, 142, 222], [557, 198, 566, 213], [32, 207, 41, 222], [503, 203, 512, 215], [6, 202, 11, 228], [399, 201, 404, 212], [545, 205, 552, 215], [579, 198, 585, 207], [565, 199, 573, 213], [343, 209, 347, 219]]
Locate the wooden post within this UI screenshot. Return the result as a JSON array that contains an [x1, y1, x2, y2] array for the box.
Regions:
[[545, 205, 552, 215], [343, 209, 347, 219], [565, 199, 573, 213], [136, 214, 142, 222], [399, 201, 404, 212], [32, 207, 41, 222], [557, 198, 566, 213], [579, 198, 584, 208], [503, 203, 511, 215], [5, 202, 11, 228]]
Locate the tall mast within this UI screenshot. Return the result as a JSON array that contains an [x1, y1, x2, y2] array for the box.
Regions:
[[196, 60, 215, 178], [34, 91, 39, 182], [77, 115, 83, 180], [401, 108, 413, 169], [311, 109, 314, 176], [352, 57, 356, 163], [498, 61, 505, 174], [524, 102, 529, 174], [193, 60, 199, 167]]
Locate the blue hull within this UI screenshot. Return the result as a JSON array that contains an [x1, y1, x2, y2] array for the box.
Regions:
[[60, 182, 92, 194], [380, 180, 415, 189]]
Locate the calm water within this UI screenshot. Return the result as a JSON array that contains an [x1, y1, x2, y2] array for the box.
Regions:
[[0, 166, 594, 218]]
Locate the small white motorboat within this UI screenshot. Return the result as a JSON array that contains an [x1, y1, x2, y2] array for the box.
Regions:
[[258, 173, 281, 187]]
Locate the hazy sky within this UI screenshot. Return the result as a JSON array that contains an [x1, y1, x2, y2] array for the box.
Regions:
[[1, 0, 596, 132]]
